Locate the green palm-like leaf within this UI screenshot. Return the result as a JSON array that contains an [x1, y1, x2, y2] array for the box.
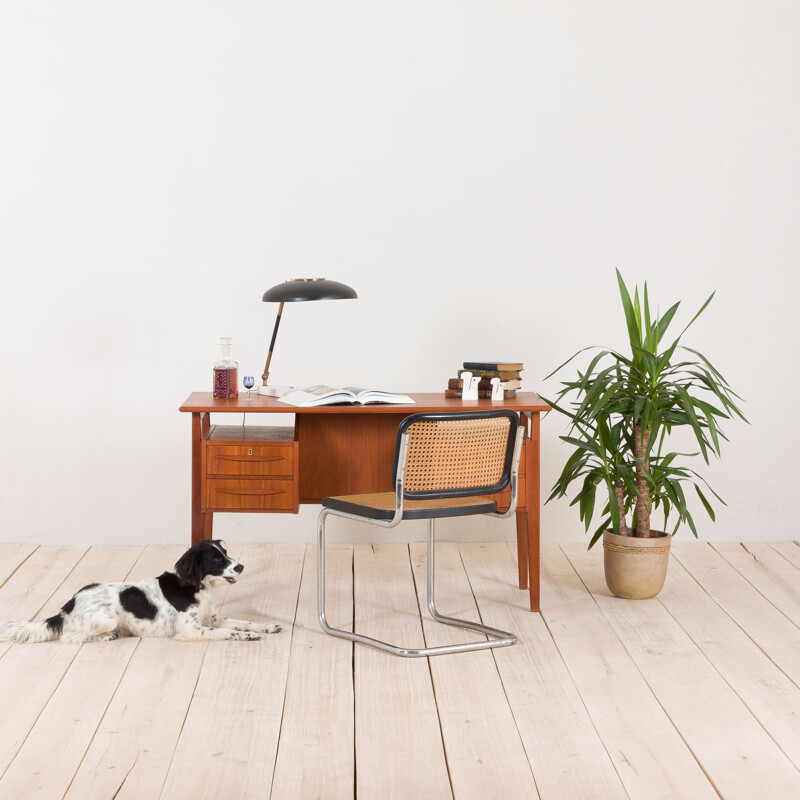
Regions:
[[675, 385, 710, 462], [695, 486, 716, 521], [616, 269, 642, 364], [655, 301, 681, 344]]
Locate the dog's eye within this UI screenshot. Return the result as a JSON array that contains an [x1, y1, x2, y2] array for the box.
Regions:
[[214, 555, 223, 563]]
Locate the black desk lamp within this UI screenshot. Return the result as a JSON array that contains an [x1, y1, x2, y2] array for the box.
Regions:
[[257, 278, 358, 396]]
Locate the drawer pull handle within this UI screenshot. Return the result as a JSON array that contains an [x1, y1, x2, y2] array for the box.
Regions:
[[217, 489, 286, 497], [217, 455, 285, 463]]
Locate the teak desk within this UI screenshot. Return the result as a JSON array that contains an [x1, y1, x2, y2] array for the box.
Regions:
[[179, 392, 549, 611]]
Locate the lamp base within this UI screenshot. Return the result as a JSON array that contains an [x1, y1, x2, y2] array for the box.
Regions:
[[257, 385, 294, 397]]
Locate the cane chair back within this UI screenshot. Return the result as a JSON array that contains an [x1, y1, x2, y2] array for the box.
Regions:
[[393, 410, 519, 500]]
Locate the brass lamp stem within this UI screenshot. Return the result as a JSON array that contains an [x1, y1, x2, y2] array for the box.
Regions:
[[262, 301, 284, 385]]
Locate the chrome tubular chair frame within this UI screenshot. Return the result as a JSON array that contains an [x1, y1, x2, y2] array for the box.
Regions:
[[317, 422, 524, 657]]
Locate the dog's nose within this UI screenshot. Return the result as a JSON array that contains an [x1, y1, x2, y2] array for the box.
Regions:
[[234, 564, 244, 574]]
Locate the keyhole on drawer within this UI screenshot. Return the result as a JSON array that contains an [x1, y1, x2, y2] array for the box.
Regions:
[[248, 448, 253, 456]]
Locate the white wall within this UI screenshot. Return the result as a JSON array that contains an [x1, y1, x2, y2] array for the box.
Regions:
[[1, 2, 797, 547]]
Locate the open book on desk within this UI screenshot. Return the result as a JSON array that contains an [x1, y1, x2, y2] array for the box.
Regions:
[[277, 385, 415, 407]]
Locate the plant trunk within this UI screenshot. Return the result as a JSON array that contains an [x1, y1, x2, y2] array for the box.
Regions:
[[614, 483, 630, 536], [634, 423, 651, 537]]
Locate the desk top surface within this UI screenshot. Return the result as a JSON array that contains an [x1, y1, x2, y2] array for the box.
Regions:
[[180, 391, 550, 414]]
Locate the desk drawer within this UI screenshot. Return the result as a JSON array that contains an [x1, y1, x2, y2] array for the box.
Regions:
[[206, 445, 295, 477], [206, 478, 296, 511]]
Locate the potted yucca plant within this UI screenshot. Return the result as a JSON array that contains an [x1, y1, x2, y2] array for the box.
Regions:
[[544, 270, 746, 598]]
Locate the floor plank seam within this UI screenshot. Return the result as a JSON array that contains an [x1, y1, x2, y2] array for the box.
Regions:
[[406, 544, 456, 800], [0, 546, 39, 592], [655, 584, 800, 776], [710, 543, 800, 631], [671, 548, 800, 691], [0, 640, 84, 780], [61, 637, 144, 800], [524, 544, 631, 798], [768, 543, 800, 569], [156, 642, 212, 800], [267, 546, 307, 800], [29, 547, 91, 623], [560, 546, 732, 800], [456, 543, 488, 638], [543, 546, 637, 799], [555, 545, 724, 800], [120, 546, 149, 580], [108, 752, 139, 800], [459, 544, 542, 799]]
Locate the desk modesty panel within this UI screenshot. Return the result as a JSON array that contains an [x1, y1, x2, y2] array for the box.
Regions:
[[179, 393, 549, 611]]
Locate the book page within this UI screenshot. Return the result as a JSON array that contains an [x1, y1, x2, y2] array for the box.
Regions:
[[304, 384, 345, 398], [277, 385, 357, 407], [349, 388, 415, 404]]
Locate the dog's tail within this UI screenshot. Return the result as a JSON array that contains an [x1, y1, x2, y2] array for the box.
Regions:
[[0, 613, 63, 643]]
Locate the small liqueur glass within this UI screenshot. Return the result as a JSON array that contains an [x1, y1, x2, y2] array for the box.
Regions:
[[243, 375, 255, 400]]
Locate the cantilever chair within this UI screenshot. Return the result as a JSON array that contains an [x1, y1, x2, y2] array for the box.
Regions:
[[317, 409, 524, 657]]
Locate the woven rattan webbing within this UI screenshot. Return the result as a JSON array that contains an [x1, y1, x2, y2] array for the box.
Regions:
[[403, 416, 511, 493]]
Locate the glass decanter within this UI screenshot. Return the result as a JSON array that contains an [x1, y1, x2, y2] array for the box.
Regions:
[[212, 337, 239, 398]]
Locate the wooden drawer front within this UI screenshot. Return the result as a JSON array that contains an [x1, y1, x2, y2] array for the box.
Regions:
[[206, 479, 296, 511], [494, 475, 527, 511], [207, 445, 294, 477]]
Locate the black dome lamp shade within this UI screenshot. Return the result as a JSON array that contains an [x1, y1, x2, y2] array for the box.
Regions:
[[258, 278, 358, 396], [262, 278, 358, 303]]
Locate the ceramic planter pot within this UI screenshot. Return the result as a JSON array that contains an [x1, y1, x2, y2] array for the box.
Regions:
[[602, 529, 671, 599]]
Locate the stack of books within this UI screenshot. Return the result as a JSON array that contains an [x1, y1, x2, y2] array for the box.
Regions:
[[444, 361, 523, 399]]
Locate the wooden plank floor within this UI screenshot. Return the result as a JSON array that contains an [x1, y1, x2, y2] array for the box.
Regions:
[[0, 541, 799, 799]]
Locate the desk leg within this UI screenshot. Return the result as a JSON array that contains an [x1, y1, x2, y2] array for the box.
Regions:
[[515, 509, 529, 590], [191, 412, 211, 545], [525, 412, 541, 612], [515, 413, 530, 589]]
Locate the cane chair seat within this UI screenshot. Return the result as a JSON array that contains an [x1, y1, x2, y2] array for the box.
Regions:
[[322, 492, 498, 521]]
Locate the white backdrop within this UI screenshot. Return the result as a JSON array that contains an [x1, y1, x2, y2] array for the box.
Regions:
[[1, 2, 797, 546]]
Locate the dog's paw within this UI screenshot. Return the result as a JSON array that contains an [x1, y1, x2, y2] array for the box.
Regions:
[[86, 633, 119, 643], [233, 632, 262, 642], [263, 624, 282, 635]]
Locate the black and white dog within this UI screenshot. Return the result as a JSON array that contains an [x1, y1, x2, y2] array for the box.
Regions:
[[0, 540, 281, 644]]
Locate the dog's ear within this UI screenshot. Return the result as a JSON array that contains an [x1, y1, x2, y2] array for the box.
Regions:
[[174, 547, 204, 589]]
